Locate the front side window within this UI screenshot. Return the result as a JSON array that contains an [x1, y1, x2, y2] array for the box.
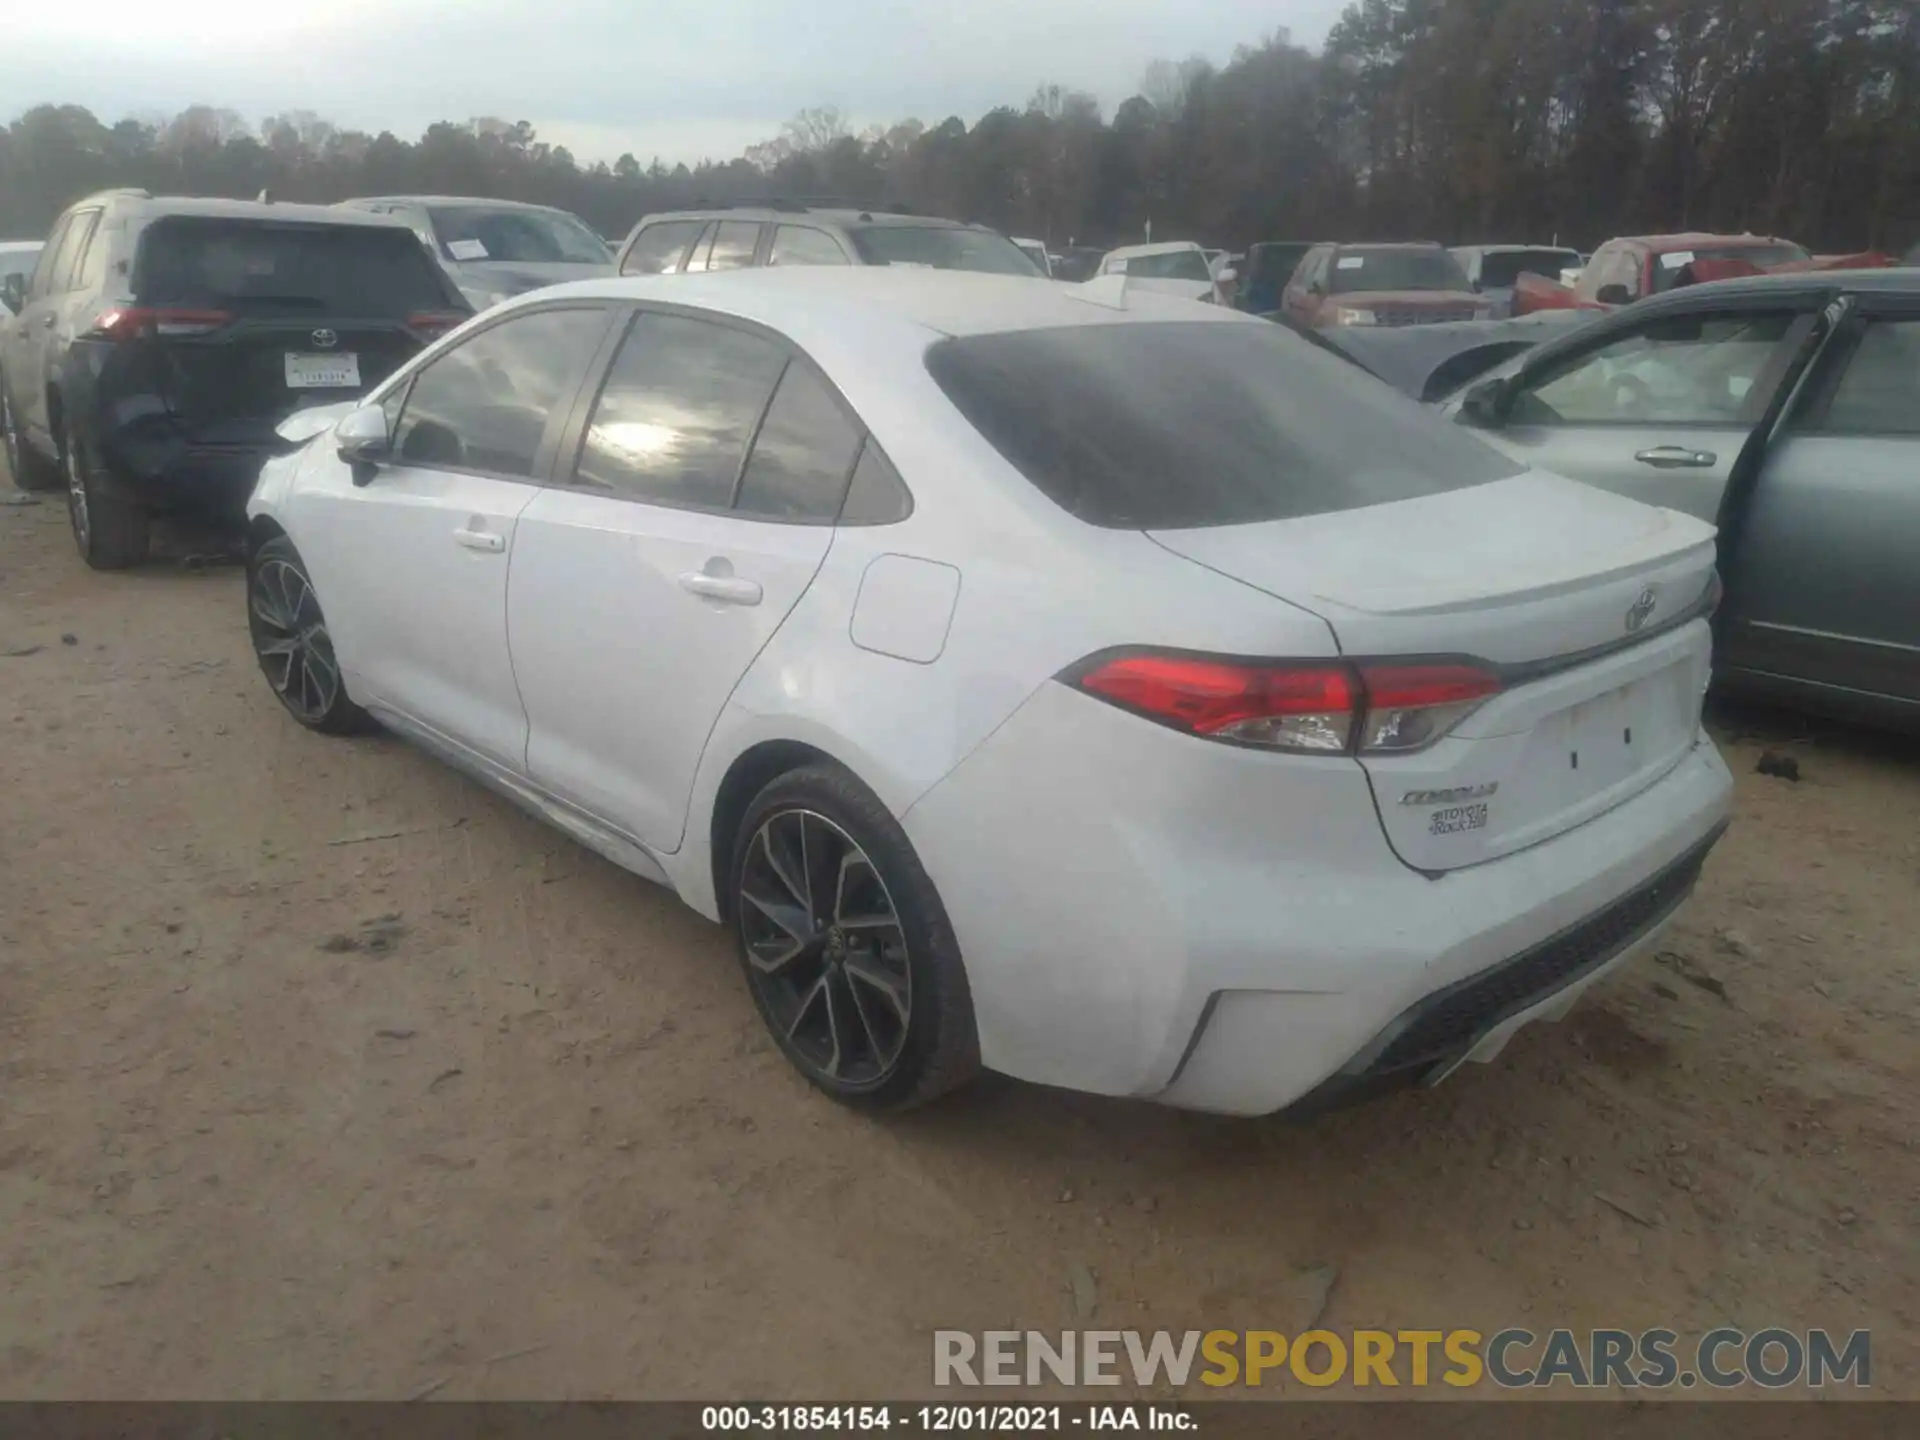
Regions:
[[573, 313, 786, 508], [622, 220, 702, 275], [49, 211, 99, 294], [925, 320, 1522, 529], [392, 307, 610, 477], [734, 362, 863, 521], [769, 226, 850, 268], [27, 217, 74, 301], [1816, 319, 1920, 437], [427, 206, 610, 266], [1513, 311, 1796, 427]]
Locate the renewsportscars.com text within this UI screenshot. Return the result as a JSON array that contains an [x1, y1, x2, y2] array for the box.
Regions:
[[933, 1327, 1871, 1390]]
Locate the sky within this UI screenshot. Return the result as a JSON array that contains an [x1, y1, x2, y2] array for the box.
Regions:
[[6, 0, 1351, 167]]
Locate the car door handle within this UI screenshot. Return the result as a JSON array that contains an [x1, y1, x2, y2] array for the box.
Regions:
[[452, 526, 505, 553], [1635, 446, 1717, 469], [678, 572, 763, 606], [39, 314, 55, 329]]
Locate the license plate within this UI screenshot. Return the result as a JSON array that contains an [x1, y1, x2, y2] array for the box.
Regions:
[[285, 352, 361, 389]]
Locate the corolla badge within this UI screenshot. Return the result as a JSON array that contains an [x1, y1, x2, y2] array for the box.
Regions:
[[1625, 585, 1660, 633], [310, 329, 339, 349]]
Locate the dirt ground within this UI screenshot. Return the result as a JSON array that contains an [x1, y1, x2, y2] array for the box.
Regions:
[[2, 475, 1916, 1402]]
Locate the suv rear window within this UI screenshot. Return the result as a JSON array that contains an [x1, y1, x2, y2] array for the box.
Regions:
[[847, 224, 1040, 276], [134, 218, 454, 316], [925, 321, 1522, 529]]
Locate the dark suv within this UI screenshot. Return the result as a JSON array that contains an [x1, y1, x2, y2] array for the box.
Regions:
[[614, 202, 1044, 278], [1, 191, 469, 568]]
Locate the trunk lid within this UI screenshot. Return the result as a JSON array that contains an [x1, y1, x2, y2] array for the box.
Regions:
[[1150, 471, 1718, 871]]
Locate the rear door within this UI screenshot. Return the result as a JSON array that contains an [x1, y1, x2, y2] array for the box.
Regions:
[[294, 303, 615, 768], [5, 210, 90, 449], [509, 308, 857, 852], [1475, 298, 1821, 522], [1720, 301, 1920, 706], [121, 216, 464, 448]]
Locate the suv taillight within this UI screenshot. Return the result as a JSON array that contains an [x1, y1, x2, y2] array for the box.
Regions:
[[1064, 652, 1501, 756], [84, 307, 232, 342], [407, 310, 467, 339]]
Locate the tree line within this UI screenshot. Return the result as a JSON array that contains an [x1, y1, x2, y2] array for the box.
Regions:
[[2, 0, 1915, 255]]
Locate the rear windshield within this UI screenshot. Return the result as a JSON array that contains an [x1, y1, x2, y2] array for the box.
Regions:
[[1479, 250, 1580, 288], [925, 321, 1523, 529], [135, 218, 453, 316], [1118, 250, 1212, 283], [429, 205, 611, 266], [1650, 242, 1810, 292], [847, 224, 1041, 276], [1329, 249, 1470, 294]]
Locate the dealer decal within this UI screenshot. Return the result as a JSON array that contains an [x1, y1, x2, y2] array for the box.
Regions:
[[1429, 803, 1490, 836]]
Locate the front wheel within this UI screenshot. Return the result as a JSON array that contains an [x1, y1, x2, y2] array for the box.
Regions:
[[246, 534, 371, 734], [731, 764, 979, 1112]]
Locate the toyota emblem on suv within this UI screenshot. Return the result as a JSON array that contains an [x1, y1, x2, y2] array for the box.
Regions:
[[1625, 586, 1659, 633], [311, 329, 339, 349]]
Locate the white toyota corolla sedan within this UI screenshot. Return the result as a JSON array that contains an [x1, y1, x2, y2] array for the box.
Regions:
[[245, 268, 1733, 1115]]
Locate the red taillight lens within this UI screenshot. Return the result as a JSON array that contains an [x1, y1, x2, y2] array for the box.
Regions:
[[1067, 652, 1501, 755], [85, 307, 232, 342], [1070, 654, 1358, 752], [407, 310, 466, 339]]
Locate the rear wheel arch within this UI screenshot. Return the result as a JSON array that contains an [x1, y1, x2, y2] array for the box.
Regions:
[[708, 739, 835, 921]]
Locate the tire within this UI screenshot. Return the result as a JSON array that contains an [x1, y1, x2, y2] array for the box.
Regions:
[[245, 534, 372, 735], [730, 763, 979, 1112], [62, 417, 150, 568], [1, 384, 58, 492]]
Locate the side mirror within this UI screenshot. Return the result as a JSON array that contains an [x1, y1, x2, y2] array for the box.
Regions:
[[0, 273, 24, 312], [1596, 284, 1632, 307], [334, 404, 391, 486], [1218, 266, 1238, 284], [1459, 376, 1512, 429]]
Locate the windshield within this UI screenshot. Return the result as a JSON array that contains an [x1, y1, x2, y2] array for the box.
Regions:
[[1479, 250, 1581, 289], [925, 321, 1522, 529], [134, 218, 455, 316], [1119, 250, 1213, 283], [428, 205, 612, 266], [1329, 249, 1470, 294], [1650, 242, 1810, 292], [847, 224, 1041, 276]]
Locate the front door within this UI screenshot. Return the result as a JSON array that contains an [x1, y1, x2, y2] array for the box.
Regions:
[[1721, 306, 1920, 705], [510, 310, 863, 852], [294, 303, 614, 770], [1482, 304, 1814, 522]]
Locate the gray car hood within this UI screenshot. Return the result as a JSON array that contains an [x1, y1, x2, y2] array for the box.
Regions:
[[1317, 311, 1602, 402]]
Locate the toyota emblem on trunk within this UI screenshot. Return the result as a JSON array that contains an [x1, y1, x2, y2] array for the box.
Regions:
[[1625, 586, 1659, 633], [311, 329, 339, 349]]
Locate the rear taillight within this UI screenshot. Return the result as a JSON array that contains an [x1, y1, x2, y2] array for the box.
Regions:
[[407, 310, 467, 339], [84, 306, 232, 342], [1065, 652, 1501, 755]]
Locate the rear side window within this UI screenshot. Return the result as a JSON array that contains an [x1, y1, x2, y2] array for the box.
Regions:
[[1818, 320, 1920, 436], [622, 221, 701, 275], [393, 307, 609, 478], [925, 321, 1522, 529], [686, 221, 760, 274], [734, 362, 863, 521], [573, 313, 786, 508], [134, 218, 454, 317]]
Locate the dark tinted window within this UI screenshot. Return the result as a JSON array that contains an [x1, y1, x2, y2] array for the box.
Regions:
[[839, 440, 913, 526], [1328, 248, 1470, 294], [770, 225, 850, 267], [1478, 250, 1581, 289], [574, 313, 786, 508], [1820, 320, 1920, 436], [735, 363, 863, 521], [49, 211, 98, 293], [393, 307, 608, 477], [428, 206, 610, 265], [135, 218, 454, 317], [848, 225, 1040, 276], [623, 220, 702, 275], [925, 321, 1522, 529]]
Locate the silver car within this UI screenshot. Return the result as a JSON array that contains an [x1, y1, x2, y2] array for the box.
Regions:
[[1444, 268, 1920, 730], [337, 195, 614, 310]]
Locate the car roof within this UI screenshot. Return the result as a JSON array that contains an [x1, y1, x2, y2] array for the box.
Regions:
[[1616, 232, 1800, 250], [1334, 241, 1447, 252], [637, 207, 975, 231], [92, 196, 421, 229], [346, 195, 571, 213], [1454, 244, 1579, 254], [514, 267, 1252, 342], [1103, 241, 1205, 259]]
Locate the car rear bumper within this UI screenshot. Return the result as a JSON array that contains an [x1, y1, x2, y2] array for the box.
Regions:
[[902, 682, 1733, 1115]]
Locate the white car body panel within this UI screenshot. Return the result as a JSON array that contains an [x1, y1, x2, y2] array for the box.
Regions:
[[248, 267, 1733, 1114]]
